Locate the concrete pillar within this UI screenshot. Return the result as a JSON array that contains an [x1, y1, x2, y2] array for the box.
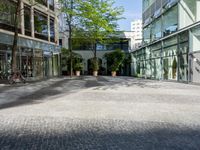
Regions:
[[54, 16, 59, 44], [20, 1, 25, 35], [31, 5, 35, 38], [197, 0, 200, 21], [48, 14, 50, 42]]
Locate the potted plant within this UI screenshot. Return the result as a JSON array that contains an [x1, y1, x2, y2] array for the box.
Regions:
[[74, 62, 83, 76], [91, 58, 99, 76], [104, 49, 125, 77]]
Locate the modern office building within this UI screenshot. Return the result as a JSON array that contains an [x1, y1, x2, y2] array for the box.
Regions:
[[132, 0, 200, 83], [131, 20, 142, 49], [0, 0, 61, 81]]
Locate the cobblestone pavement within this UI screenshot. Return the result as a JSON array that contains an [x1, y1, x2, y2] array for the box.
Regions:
[[1, 76, 200, 150]]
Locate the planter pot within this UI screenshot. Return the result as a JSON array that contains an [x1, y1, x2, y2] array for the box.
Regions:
[[93, 71, 98, 77], [75, 71, 80, 76], [111, 71, 116, 77]]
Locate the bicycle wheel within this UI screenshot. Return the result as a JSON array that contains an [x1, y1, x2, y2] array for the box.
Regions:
[[8, 76, 14, 84]]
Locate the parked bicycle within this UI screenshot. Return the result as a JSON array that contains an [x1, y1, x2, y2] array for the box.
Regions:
[[8, 71, 26, 84], [0, 71, 9, 80]]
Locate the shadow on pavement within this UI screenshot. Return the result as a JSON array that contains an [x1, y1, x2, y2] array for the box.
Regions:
[[0, 76, 107, 110], [0, 79, 77, 109], [0, 76, 159, 110], [0, 126, 199, 150], [94, 77, 160, 91]]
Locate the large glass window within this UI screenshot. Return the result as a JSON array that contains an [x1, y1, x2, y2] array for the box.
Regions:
[[163, 37, 178, 80], [151, 17, 162, 41], [151, 43, 162, 79], [21, 48, 33, 77], [34, 49, 43, 78], [50, 17, 55, 42], [24, 5, 31, 36], [48, 0, 54, 11], [163, 5, 178, 36], [34, 10, 48, 41], [178, 31, 189, 82], [143, 25, 151, 44], [0, 0, 20, 32]]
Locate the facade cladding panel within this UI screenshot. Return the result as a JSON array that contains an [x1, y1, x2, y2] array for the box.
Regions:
[[132, 0, 200, 83], [0, 0, 61, 81]]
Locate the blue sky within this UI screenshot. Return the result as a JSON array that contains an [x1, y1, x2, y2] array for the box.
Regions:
[[114, 0, 142, 31]]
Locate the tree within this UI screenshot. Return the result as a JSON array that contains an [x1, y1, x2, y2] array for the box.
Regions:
[[59, 0, 124, 74], [61, 47, 83, 74], [76, 0, 124, 72], [59, 0, 79, 77], [104, 49, 125, 74]]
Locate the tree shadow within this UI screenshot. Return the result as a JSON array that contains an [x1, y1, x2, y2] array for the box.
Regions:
[[0, 76, 110, 109], [0, 124, 200, 150], [94, 77, 161, 91], [0, 78, 83, 109]]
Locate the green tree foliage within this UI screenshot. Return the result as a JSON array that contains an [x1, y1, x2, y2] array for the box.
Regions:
[[75, 0, 124, 55], [61, 48, 83, 72], [59, 0, 124, 72], [104, 49, 125, 72]]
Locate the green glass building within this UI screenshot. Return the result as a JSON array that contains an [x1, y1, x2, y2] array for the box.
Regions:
[[132, 0, 200, 83]]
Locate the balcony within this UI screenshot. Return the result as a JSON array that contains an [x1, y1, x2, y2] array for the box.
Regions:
[[0, 22, 21, 34], [35, 32, 48, 41], [35, 0, 48, 7]]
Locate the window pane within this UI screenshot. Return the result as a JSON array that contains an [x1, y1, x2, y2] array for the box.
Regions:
[[163, 5, 178, 36], [34, 10, 48, 41]]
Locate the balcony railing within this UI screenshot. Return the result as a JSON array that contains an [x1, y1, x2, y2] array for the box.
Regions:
[[25, 29, 31, 36], [35, 32, 48, 41], [0, 22, 21, 34], [35, 0, 47, 7]]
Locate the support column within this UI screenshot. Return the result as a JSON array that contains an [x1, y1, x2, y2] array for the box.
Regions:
[[197, 0, 200, 21], [54, 16, 59, 44], [20, 1, 25, 35], [31, 3, 35, 38], [48, 14, 50, 42]]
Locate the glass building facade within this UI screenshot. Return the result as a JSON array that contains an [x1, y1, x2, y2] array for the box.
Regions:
[[132, 0, 200, 83], [0, 0, 61, 82]]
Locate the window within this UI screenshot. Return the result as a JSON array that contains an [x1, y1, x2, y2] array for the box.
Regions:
[[59, 39, 62, 46], [48, 0, 54, 11], [24, 5, 31, 36], [34, 10, 48, 41], [50, 17, 55, 42], [0, 0, 21, 33], [143, 25, 151, 44], [151, 17, 162, 41], [163, 5, 178, 36]]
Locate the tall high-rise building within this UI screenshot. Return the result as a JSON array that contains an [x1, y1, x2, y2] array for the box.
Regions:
[[131, 20, 142, 49], [0, 0, 61, 81], [131, 0, 200, 83]]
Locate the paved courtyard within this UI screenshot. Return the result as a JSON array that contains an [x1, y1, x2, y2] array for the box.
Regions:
[[0, 76, 200, 150]]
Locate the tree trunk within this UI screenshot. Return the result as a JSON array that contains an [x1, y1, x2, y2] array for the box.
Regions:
[[11, 0, 21, 73], [94, 41, 97, 59], [69, 0, 73, 78]]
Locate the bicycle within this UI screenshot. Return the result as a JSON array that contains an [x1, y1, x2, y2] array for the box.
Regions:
[[8, 71, 26, 84]]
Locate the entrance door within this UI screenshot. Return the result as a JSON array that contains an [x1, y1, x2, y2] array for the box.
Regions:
[[0, 52, 6, 73], [163, 58, 169, 80], [43, 57, 49, 77]]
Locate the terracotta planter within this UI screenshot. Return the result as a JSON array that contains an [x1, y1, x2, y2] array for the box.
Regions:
[[111, 71, 116, 77], [75, 71, 80, 76], [93, 71, 98, 77]]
